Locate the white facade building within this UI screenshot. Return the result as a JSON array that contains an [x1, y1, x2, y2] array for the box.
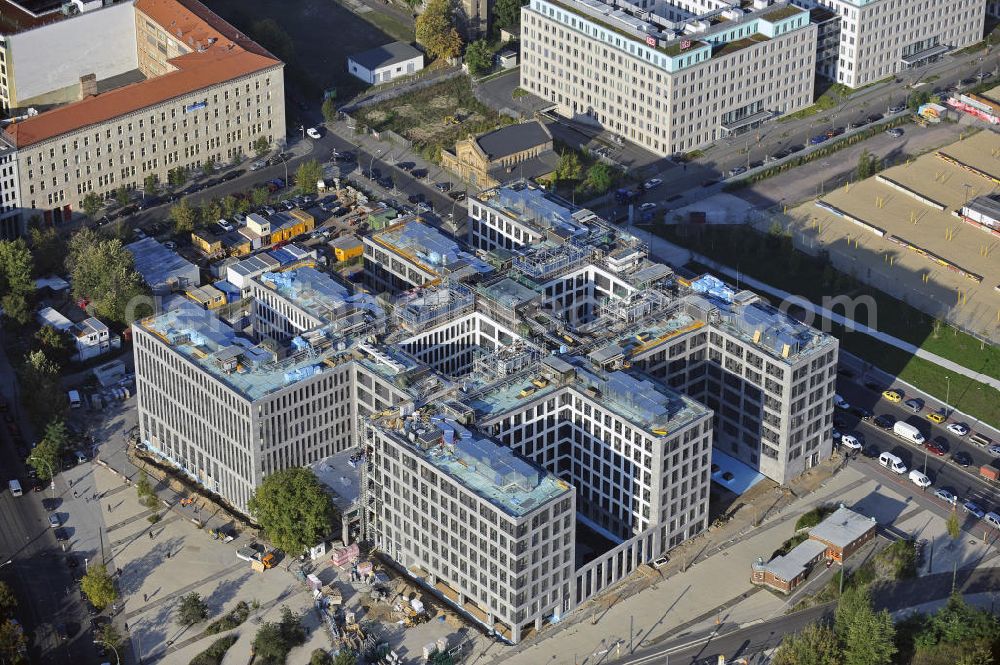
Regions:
[[72, 317, 118, 362], [0, 137, 21, 239], [798, 0, 986, 87], [347, 42, 424, 85], [520, 0, 817, 155]]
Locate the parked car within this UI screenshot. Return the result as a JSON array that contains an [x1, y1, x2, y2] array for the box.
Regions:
[[867, 113, 884, 123], [447, 191, 466, 201], [888, 104, 906, 114], [964, 501, 986, 519], [639, 202, 658, 211], [987, 444, 1000, 456], [851, 406, 874, 421], [926, 410, 946, 424], [874, 414, 896, 430], [882, 389, 903, 403], [926, 438, 948, 456], [950, 451, 972, 467], [934, 488, 958, 505], [644, 178, 663, 189], [397, 162, 415, 172], [840, 434, 862, 451], [809, 134, 828, 145], [48, 513, 60, 528], [946, 423, 970, 437], [332, 150, 355, 162], [834, 394, 850, 410], [903, 398, 924, 413], [306, 127, 322, 139], [408, 193, 425, 204], [250, 161, 265, 171], [434, 181, 453, 192], [727, 166, 747, 177], [886, 128, 904, 138]]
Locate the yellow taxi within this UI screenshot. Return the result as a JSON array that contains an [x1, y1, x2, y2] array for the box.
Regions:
[[882, 389, 903, 403], [926, 411, 946, 424]]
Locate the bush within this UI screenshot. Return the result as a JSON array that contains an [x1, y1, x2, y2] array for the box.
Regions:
[[205, 600, 250, 635], [772, 532, 809, 559], [189, 635, 238, 665], [795, 504, 835, 531]]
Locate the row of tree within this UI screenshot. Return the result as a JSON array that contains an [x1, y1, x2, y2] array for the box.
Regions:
[[773, 586, 999, 665]]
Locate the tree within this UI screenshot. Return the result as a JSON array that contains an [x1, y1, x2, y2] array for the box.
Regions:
[[0, 619, 26, 662], [322, 97, 338, 124], [201, 157, 217, 176], [18, 351, 64, 428], [554, 151, 582, 183], [221, 195, 238, 219], [200, 199, 223, 228], [81, 564, 118, 611], [252, 608, 305, 665], [772, 622, 840, 665], [0, 239, 35, 325], [168, 167, 188, 188], [493, 0, 525, 29], [835, 586, 896, 665], [946, 511, 961, 543], [250, 19, 294, 62], [177, 592, 209, 626], [916, 593, 1000, 648], [28, 438, 60, 481], [253, 136, 271, 158], [97, 622, 123, 650], [856, 149, 872, 179], [143, 174, 159, 197], [583, 162, 615, 194], [248, 468, 335, 556], [170, 200, 197, 233], [136, 470, 158, 509], [28, 226, 68, 277], [955, 642, 994, 665], [465, 39, 494, 76], [82, 192, 103, 220], [251, 187, 270, 208], [42, 419, 68, 451], [0, 582, 17, 619], [294, 159, 324, 196], [416, 0, 463, 61], [114, 185, 130, 208], [311, 648, 337, 665], [908, 89, 931, 112], [66, 229, 152, 324], [427, 651, 455, 665]]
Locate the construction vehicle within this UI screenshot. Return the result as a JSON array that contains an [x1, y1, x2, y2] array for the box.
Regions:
[[261, 552, 277, 569]]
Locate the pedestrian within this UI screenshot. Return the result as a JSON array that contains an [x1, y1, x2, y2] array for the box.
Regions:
[[149, 530, 153, 540], [107, 504, 111, 512], [69, 479, 73, 487], [143, 593, 147, 602], [166, 551, 171, 559], [73, 491, 78, 498], [124, 622, 128, 632]]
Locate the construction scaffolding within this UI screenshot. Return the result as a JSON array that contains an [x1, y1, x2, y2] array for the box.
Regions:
[[471, 340, 540, 383], [394, 283, 476, 332], [511, 242, 590, 281]]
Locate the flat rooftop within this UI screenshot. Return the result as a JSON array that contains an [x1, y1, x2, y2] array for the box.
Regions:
[[479, 277, 541, 308], [786, 130, 1000, 341], [256, 267, 352, 321], [476, 182, 590, 240], [370, 219, 492, 276], [468, 358, 710, 435], [310, 449, 363, 514], [126, 237, 199, 291], [689, 275, 835, 363], [381, 420, 572, 518], [138, 301, 354, 401], [2, 0, 281, 148]]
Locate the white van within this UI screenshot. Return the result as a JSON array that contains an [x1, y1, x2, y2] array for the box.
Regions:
[[985, 512, 1000, 530], [8, 479, 22, 497], [908, 469, 931, 488], [893, 421, 925, 445], [879, 451, 907, 474], [67, 390, 82, 409]]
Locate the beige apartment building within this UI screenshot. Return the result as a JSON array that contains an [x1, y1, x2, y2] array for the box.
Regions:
[[0, 0, 285, 230], [519, 0, 817, 156], [797, 0, 985, 88]]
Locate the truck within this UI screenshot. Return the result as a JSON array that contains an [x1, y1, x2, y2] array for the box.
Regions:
[[981, 465, 999, 482], [893, 421, 925, 445]]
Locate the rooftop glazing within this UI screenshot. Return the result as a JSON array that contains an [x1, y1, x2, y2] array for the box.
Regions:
[[478, 182, 591, 239], [689, 275, 835, 363], [467, 357, 708, 435], [373, 220, 493, 276], [479, 277, 542, 309], [256, 267, 384, 332], [139, 301, 353, 401], [381, 418, 571, 517]]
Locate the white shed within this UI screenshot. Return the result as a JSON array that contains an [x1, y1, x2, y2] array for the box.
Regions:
[[348, 42, 424, 85]]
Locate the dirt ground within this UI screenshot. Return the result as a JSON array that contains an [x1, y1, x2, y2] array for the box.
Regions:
[[205, 0, 408, 101]]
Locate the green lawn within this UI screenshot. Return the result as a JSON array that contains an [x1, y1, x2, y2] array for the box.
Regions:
[[358, 6, 415, 42], [668, 225, 1000, 428]]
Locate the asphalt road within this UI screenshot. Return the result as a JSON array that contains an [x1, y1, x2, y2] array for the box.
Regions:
[[621, 567, 1000, 665], [835, 376, 1000, 514], [0, 417, 95, 663]]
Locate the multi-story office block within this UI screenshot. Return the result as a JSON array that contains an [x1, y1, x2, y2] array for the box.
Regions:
[[1, 0, 285, 230], [0, 137, 21, 239], [363, 217, 493, 293], [797, 0, 985, 87], [520, 0, 816, 155], [366, 416, 575, 643], [134, 178, 837, 644]]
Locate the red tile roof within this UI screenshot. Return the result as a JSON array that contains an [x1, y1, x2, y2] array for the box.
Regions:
[[2, 0, 281, 149]]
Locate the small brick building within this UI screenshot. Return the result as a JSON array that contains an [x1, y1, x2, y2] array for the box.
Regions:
[[751, 506, 877, 594]]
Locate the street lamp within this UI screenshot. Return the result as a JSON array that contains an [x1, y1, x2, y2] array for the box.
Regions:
[[93, 640, 120, 665], [28, 455, 55, 499], [369, 149, 384, 176]]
